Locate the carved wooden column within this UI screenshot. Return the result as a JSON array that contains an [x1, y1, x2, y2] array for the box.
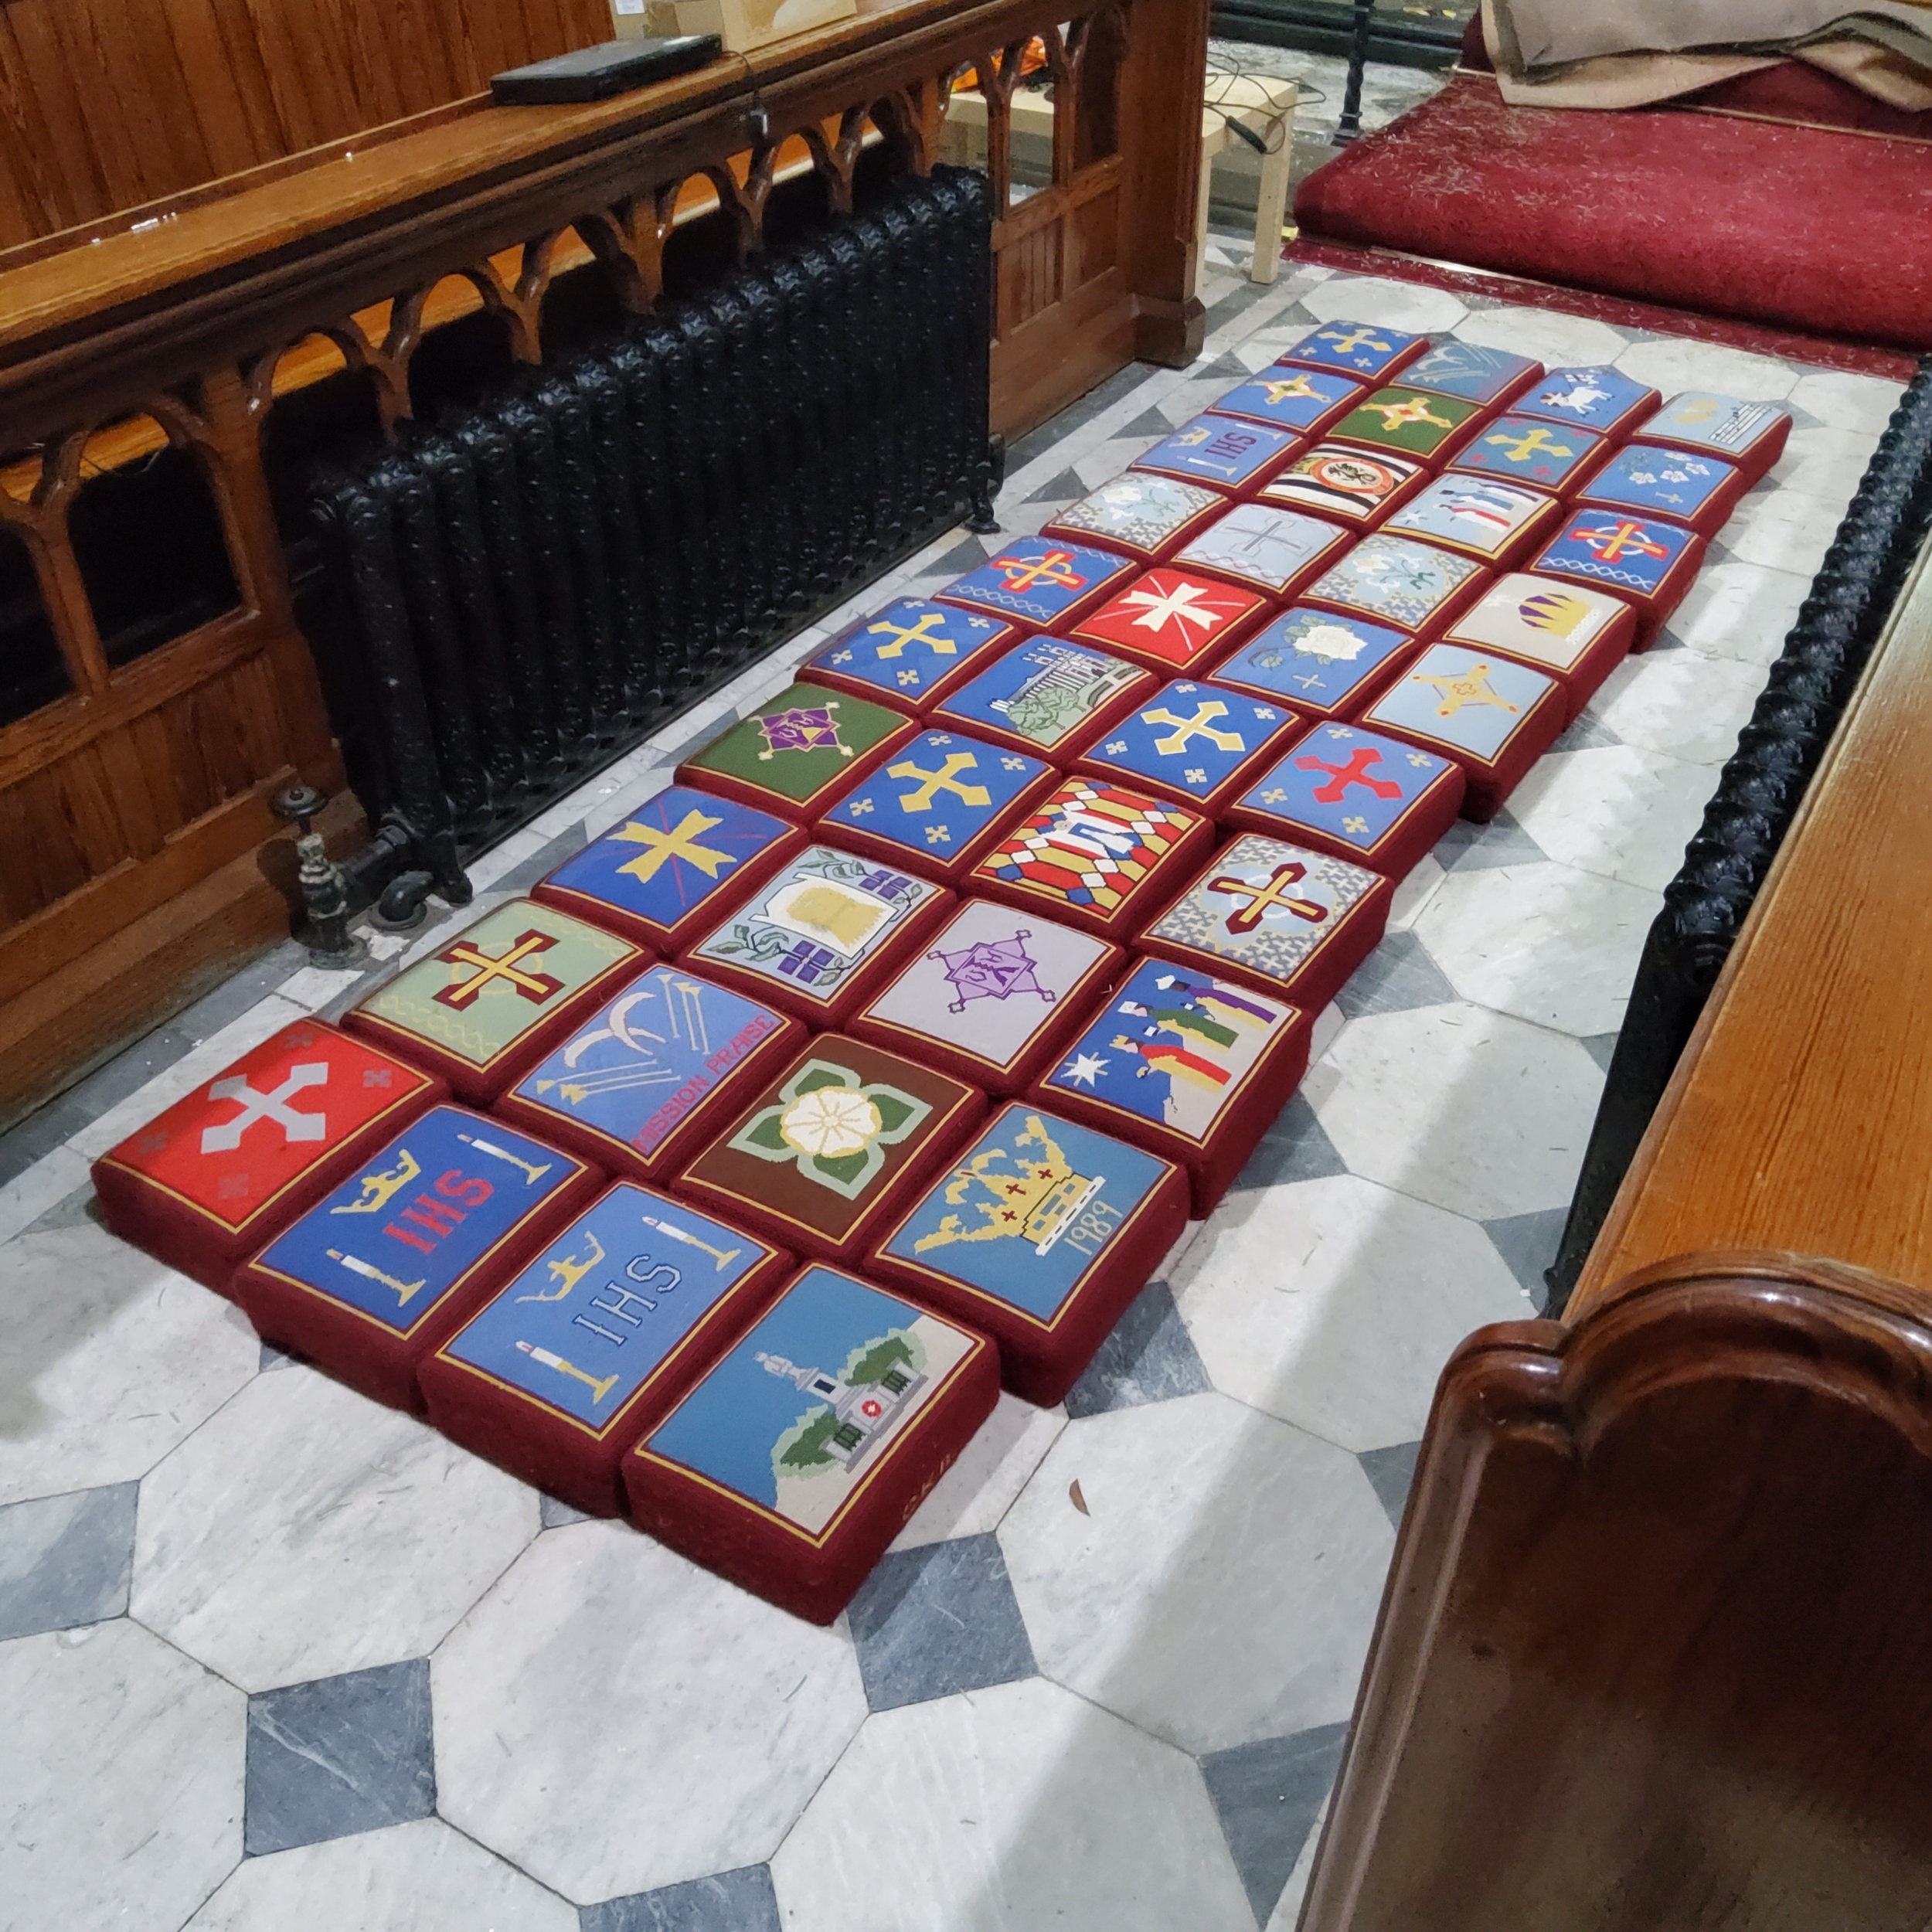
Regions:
[[1118, 0, 1209, 366]]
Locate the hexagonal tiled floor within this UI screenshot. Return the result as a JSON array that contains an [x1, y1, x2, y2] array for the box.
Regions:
[[0, 233, 1901, 1930]]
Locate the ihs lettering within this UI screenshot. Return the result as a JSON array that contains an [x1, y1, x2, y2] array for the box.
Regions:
[[381, 1170, 494, 1254]]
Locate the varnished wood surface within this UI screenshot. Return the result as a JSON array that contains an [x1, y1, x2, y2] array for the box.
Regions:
[[0, 0, 611, 247], [1573, 534, 1932, 1314], [1301, 1257, 1932, 1932]]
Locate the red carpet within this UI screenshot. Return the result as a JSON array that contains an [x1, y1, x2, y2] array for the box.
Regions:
[[1295, 71, 1932, 359]]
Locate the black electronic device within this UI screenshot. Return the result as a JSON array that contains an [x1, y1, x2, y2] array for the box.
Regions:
[[489, 36, 723, 106]]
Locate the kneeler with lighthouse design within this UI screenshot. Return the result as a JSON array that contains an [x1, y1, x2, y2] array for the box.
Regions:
[[421, 1182, 792, 1518], [233, 1105, 599, 1413], [869, 1104, 1189, 1406], [625, 1262, 999, 1624]]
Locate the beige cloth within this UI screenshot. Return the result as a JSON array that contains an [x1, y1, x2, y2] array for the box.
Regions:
[[1484, 0, 1932, 107], [1503, 0, 1932, 67]]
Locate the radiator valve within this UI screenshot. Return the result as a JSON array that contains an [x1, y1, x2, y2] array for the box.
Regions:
[[274, 784, 367, 968]]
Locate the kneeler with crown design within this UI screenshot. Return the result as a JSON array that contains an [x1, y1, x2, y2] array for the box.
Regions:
[[869, 1104, 1189, 1406]]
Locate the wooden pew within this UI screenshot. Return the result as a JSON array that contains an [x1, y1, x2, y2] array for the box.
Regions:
[[1296, 537, 1932, 1931], [0, 0, 1213, 1128]]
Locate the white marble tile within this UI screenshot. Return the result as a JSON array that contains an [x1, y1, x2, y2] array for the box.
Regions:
[[1788, 369, 1905, 436], [1589, 650, 1764, 765], [0, 1225, 259, 1506], [2, 1619, 243, 1932], [1665, 557, 1807, 666], [1386, 853, 1446, 934], [1717, 486, 1847, 579], [1763, 445, 1871, 512], [1505, 745, 1712, 893], [1308, 1002, 1603, 1219], [274, 964, 367, 1012], [1612, 336, 1798, 403], [0, 1145, 90, 1248], [581, 764, 677, 842], [1451, 304, 1628, 372], [998, 1392, 1392, 1753], [1308, 999, 1346, 1066], [464, 826, 557, 892], [1413, 861, 1655, 1038], [184, 1817, 576, 1932], [435, 1519, 865, 1902], [770, 1677, 1253, 1932], [1297, 276, 1468, 337], [1175, 1175, 1534, 1452], [131, 1369, 538, 1692], [890, 1392, 1066, 1552], [70, 995, 311, 1162], [1267, 1788, 1332, 1932]]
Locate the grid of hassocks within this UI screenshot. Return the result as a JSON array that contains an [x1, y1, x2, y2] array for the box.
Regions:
[[89, 321, 1794, 1624]]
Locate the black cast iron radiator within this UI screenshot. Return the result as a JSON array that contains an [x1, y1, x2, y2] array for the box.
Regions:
[[306, 165, 995, 900], [1545, 354, 1932, 1314]]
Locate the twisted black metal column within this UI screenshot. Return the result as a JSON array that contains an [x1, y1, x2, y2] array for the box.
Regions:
[[1545, 355, 1932, 1315]]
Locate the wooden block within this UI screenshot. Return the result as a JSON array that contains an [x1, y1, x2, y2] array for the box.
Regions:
[[234, 1106, 600, 1413], [624, 1262, 999, 1624], [344, 901, 648, 1108], [532, 786, 807, 954], [1029, 956, 1311, 1217], [682, 844, 954, 1029], [91, 1020, 442, 1296], [422, 1182, 792, 1518], [869, 1104, 1189, 1405]]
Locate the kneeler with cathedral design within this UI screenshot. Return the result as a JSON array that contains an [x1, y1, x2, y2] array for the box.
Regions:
[[233, 1104, 600, 1413], [965, 775, 1215, 943], [927, 636, 1159, 766], [421, 1182, 792, 1518], [1439, 574, 1637, 723], [676, 1035, 985, 1267], [624, 1262, 999, 1624], [848, 898, 1124, 1097], [1226, 723, 1465, 879], [816, 729, 1058, 886], [1359, 642, 1568, 821], [1030, 957, 1311, 1217], [495, 965, 804, 1185], [532, 786, 806, 954], [345, 900, 647, 1107], [91, 1019, 443, 1295], [675, 681, 920, 824], [1138, 833, 1393, 1020], [869, 1104, 1189, 1406], [682, 844, 954, 1029], [800, 600, 1021, 713]]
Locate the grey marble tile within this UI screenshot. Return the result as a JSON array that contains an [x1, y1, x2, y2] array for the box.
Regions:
[[582, 1866, 781, 1932], [1119, 404, 1181, 440], [540, 1495, 592, 1530], [1004, 359, 1161, 473], [1334, 930, 1457, 1021], [1201, 1722, 1351, 1926], [244, 1658, 436, 1855], [1355, 1441, 1420, 1530], [846, 1533, 1037, 1713], [1550, 711, 1623, 754], [1026, 467, 1089, 505], [1481, 1206, 1571, 1311], [0, 1094, 90, 1189], [491, 827, 587, 896], [172, 941, 310, 1044], [0, 1482, 138, 1638], [1063, 1280, 1214, 1418], [1435, 811, 1546, 872], [260, 1342, 299, 1372], [24, 1179, 102, 1236], [925, 534, 995, 580], [1582, 1030, 1621, 1073], [1230, 1091, 1350, 1193]]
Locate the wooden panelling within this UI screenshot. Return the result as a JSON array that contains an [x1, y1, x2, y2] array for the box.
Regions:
[[0, 0, 614, 247]]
